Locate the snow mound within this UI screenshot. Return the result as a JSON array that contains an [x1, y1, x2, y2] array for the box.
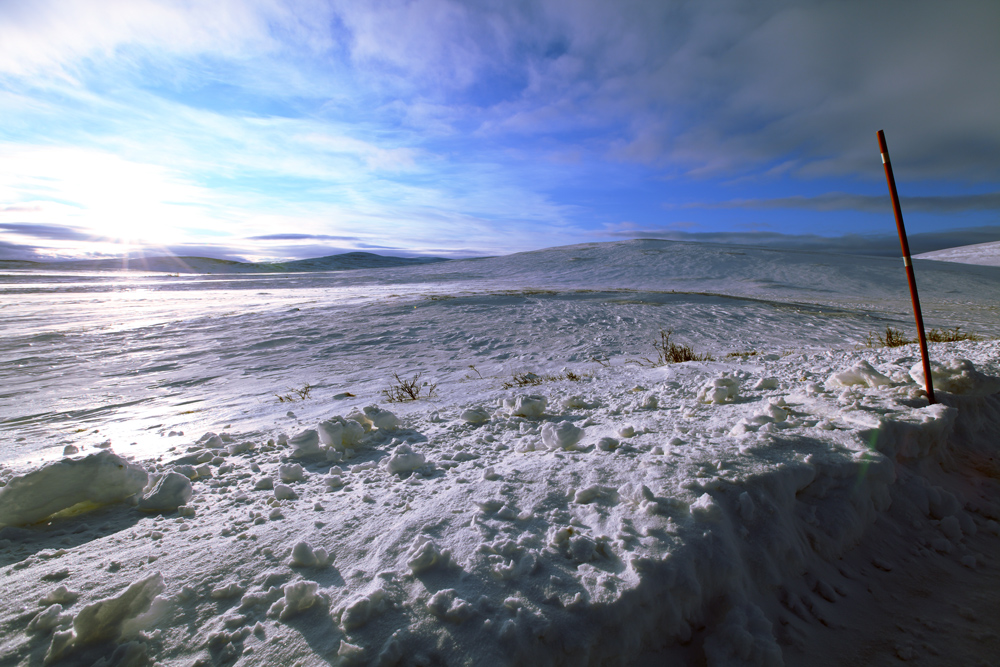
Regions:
[[827, 359, 893, 389], [0, 451, 147, 526], [909, 358, 1000, 396]]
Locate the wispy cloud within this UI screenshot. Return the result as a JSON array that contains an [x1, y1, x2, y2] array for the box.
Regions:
[[0, 222, 99, 241], [248, 233, 361, 241], [679, 192, 1000, 214]]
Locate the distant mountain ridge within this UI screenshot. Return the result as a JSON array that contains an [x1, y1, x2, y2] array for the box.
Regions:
[[0, 251, 450, 274]]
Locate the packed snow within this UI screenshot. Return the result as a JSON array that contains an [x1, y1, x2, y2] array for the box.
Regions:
[[2, 239, 1000, 666]]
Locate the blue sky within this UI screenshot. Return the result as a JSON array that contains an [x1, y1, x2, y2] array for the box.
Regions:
[[1, 0, 998, 262]]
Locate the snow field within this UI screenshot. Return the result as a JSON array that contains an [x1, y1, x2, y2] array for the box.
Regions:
[[6, 239, 1000, 467], [2, 339, 1000, 665]]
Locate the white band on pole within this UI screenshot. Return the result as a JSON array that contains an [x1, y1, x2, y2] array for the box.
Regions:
[[903, 256, 912, 267]]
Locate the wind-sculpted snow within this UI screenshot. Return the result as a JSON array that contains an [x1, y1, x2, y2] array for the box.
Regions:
[[2, 340, 1000, 665], [4, 240, 1000, 467], [2, 240, 1000, 665]]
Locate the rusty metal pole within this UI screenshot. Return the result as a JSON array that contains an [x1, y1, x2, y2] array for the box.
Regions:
[[877, 129, 935, 404]]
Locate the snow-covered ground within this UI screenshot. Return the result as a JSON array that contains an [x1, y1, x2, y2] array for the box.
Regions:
[[2, 239, 1000, 666], [915, 240, 1000, 267]]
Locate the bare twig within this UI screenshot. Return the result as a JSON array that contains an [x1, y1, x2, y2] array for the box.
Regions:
[[382, 372, 436, 402]]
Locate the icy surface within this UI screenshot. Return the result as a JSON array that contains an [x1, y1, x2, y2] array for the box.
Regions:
[[2, 240, 1000, 665]]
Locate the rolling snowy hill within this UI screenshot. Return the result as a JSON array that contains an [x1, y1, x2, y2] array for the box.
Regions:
[[915, 240, 1000, 267], [1, 239, 999, 666]]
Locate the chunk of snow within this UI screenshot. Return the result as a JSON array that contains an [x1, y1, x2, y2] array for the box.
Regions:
[[28, 604, 72, 634], [269, 580, 321, 620], [341, 590, 386, 631], [563, 395, 597, 409], [541, 421, 584, 450], [336, 639, 366, 665], [427, 589, 473, 623], [753, 377, 779, 390], [573, 485, 618, 504], [406, 536, 451, 574], [318, 417, 365, 450], [461, 407, 491, 424], [0, 451, 147, 527], [198, 433, 224, 449], [363, 405, 399, 430], [138, 472, 192, 512], [290, 541, 330, 567], [697, 376, 741, 404], [227, 441, 254, 455], [289, 429, 322, 458], [503, 395, 547, 419], [386, 444, 426, 474], [274, 484, 297, 501], [72, 572, 165, 646], [826, 360, 893, 389], [597, 437, 620, 452], [690, 493, 723, 522], [278, 463, 304, 482], [41, 585, 80, 606], [210, 582, 245, 599]]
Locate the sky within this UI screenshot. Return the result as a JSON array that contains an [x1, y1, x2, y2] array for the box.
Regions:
[[1, 0, 998, 262]]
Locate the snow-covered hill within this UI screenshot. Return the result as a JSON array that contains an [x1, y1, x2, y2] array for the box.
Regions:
[[915, 240, 1000, 267], [1, 239, 999, 666]]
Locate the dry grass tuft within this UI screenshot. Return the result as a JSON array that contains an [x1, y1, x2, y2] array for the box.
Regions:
[[634, 329, 714, 366], [500, 369, 589, 390], [276, 384, 313, 403], [865, 325, 982, 348], [382, 372, 437, 403]]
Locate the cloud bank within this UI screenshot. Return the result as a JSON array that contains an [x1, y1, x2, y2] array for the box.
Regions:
[[1, 1, 998, 257]]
